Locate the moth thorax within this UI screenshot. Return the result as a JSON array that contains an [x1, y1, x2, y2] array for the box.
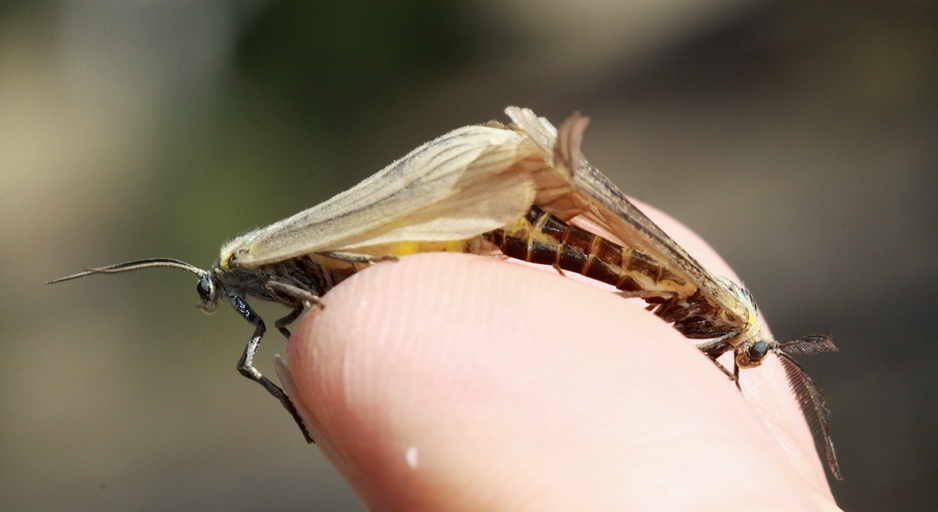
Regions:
[[716, 276, 759, 326]]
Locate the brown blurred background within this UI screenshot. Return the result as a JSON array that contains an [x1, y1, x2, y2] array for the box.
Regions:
[[3, 1, 936, 510]]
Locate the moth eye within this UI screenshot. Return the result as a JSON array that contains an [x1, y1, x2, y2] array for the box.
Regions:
[[747, 341, 771, 362], [196, 276, 214, 302]]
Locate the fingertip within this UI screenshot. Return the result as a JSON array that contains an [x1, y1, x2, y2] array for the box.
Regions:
[[284, 252, 795, 509]]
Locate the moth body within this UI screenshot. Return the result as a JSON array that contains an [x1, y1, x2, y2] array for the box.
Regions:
[[486, 205, 760, 360]]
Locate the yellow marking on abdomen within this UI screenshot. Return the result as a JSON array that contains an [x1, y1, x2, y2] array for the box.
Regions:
[[355, 239, 470, 257]]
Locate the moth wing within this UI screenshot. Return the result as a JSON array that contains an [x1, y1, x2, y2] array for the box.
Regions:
[[226, 125, 542, 267], [501, 108, 591, 220], [505, 106, 748, 322], [334, 160, 536, 251]]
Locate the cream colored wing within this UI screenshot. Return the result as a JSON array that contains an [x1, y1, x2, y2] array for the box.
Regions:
[[505, 106, 749, 324], [224, 124, 546, 268]]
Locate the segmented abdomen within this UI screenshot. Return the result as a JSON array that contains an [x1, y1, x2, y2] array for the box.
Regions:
[[483, 205, 692, 297]]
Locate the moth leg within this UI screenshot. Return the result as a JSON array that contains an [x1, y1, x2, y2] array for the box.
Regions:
[[696, 332, 736, 358], [265, 281, 324, 309], [697, 333, 741, 385], [273, 304, 305, 339], [615, 290, 675, 300], [701, 356, 737, 383], [319, 251, 398, 265], [229, 295, 314, 444]]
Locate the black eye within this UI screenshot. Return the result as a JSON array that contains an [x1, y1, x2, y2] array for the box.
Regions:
[[747, 341, 770, 362], [197, 276, 214, 302]]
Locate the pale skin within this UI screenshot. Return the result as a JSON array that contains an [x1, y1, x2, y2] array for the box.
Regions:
[[278, 204, 843, 511]]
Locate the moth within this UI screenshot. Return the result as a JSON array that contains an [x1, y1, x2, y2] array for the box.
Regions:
[[500, 107, 842, 480], [48, 122, 570, 443]]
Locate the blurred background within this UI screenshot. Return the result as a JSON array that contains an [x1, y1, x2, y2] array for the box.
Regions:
[[3, 0, 935, 510]]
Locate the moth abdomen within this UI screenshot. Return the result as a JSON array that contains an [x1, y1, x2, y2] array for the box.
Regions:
[[483, 205, 693, 299]]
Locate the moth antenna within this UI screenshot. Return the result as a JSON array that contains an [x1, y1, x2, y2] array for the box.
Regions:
[[776, 333, 838, 356], [47, 258, 208, 284], [777, 352, 842, 480]]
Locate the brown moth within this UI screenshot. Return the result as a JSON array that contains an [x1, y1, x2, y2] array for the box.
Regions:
[[502, 107, 841, 480]]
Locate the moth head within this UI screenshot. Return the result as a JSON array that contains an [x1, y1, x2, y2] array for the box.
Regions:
[[735, 339, 775, 369], [196, 271, 220, 314]]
